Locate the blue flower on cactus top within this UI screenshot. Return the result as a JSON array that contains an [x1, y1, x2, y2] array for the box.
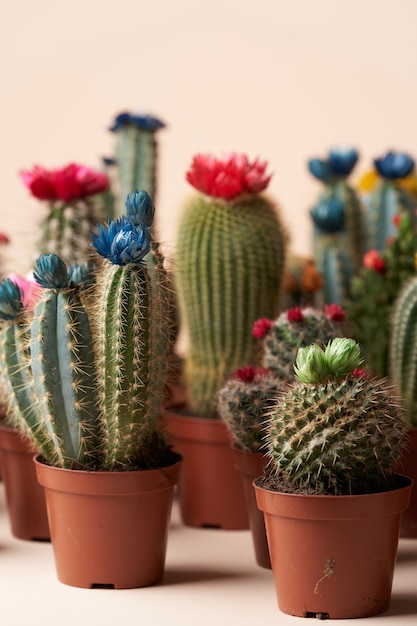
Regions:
[[308, 147, 359, 182], [310, 198, 345, 233], [125, 190, 155, 228], [0, 278, 24, 320], [110, 112, 166, 133], [33, 254, 70, 290], [93, 217, 151, 266], [374, 151, 415, 180]]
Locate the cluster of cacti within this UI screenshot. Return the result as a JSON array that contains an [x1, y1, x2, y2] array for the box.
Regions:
[[265, 338, 407, 495], [389, 275, 417, 427], [252, 304, 346, 381], [175, 153, 288, 418], [308, 147, 364, 304], [20, 163, 109, 267], [217, 366, 285, 453], [362, 151, 416, 251], [110, 112, 165, 217]]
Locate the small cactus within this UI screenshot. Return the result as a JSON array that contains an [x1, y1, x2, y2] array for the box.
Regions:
[[217, 366, 285, 453], [253, 304, 346, 381], [265, 338, 407, 495]]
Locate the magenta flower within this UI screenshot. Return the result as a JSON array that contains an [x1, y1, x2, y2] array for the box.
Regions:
[[363, 250, 387, 275], [252, 317, 273, 339], [324, 303, 346, 322], [186, 152, 272, 200], [20, 163, 109, 202], [287, 308, 305, 323], [7, 273, 42, 310], [234, 365, 271, 383]]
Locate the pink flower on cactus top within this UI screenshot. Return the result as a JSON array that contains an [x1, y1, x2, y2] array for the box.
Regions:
[[363, 249, 387, 275], [186, 152, 272, 200], [234, 366, 270, 383], [324, 303, 346, 322], [7, 273, 42, 310], [252, 317, 272, 338], [20, 163, 109, 202], [286, 308, 305, 323]]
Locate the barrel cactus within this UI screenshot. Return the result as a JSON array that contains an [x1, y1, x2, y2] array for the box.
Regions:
[[217, 366, 285, 453], [308, 147, 364, 304], [175, 152, 288, 418], [20, 163, 109, 267], [265, 338, 407, 495]]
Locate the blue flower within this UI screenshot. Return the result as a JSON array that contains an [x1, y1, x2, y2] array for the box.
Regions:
[[102, 156, 117, 167], [374, 151, 415, 180], [310, 198, 345, 233], [0, 279, 24, 321], [110, 112, 166, 133], [33, 254, 70, 290], [125, 190, 155, 228], [92, 217, 151, 266], [308, 158, 331, 182], [308, 147, 359, 181]]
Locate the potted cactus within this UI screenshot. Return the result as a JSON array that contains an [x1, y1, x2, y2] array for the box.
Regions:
[[0, 191, 182, 588], [164, 151, 288, 529], [254, 337, 411, 619]]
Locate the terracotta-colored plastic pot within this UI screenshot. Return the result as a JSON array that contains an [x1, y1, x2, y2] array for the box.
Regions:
[[0, 424, 49, 541], [254, 475, 412, 619], [162, 410, 249, 529], [35, 454, 182, 589], [232, 446, 270, 568], [394, 427, 417, 537]]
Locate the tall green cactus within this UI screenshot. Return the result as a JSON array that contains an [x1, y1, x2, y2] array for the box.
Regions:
[[110, 112, 165, 217], [92, 193, 173, 469], [176, 153, 287, 418], [389, 275, 417, 426], [265, 338, 407, 495]]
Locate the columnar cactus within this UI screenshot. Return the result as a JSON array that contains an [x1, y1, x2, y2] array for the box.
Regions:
[[308, 147, 364, 304], [92, 191, 173, 469], [389, 275, 417, 426], [252, 304, 346, 381], [110, 112, 165, 216], [217, 366, 285, 453], [176, 152, 288, 418], [362, 150, 416, 251], [20, 163, 109, 267], [265, 338, 407, 495]]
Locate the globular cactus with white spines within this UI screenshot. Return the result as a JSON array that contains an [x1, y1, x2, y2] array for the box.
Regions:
[[265, 338, 407, 495], [92, 191, 174, 470], [252, 304, 346, 382], [217, 366, 285, 453], [389, 275, 417, 427]]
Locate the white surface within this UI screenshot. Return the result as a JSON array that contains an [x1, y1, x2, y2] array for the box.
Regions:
[[0, 482, 416, 626]]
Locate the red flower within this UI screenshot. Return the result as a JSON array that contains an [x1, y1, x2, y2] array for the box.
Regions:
[[324, 303, 346, 322], [286, 308, 305, 323], [20, 163, 109, 202], [252, 317, 272, 338], [351, 367, 368, 379], [186, 152, 271, 200], [392, 213, 402, 228], [363, 249, 387, 275], [0, 232, 9, 244], [235, 366, 270, 383]]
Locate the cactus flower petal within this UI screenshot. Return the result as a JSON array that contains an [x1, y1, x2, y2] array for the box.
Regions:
[[125, 190, 155, 228], [93, 217, 151, 266], [310, 198, 345, 233], [328, 147, 359, 177], [0, 278, 24, 320], [374, 151, 415, 180], [33, 254, 70, 289], [110, 112, 166, 132], [20, 163, 109, 202]]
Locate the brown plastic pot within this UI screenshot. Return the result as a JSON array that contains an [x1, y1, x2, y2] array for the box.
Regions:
[[0, 423, 50, 541], [162, 410, 249, 529], [254, 475, 412, 619], [34, 454, 182, 589], [232, 446, 270, 568], [394, 427, 417, 537]]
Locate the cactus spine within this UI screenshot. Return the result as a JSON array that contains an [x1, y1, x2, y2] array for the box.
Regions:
[[390, 275, 417, 426], [265, 338, 406, 495]]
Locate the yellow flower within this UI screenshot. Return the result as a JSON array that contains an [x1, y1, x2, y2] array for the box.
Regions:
[[357, 168, 379, 193]]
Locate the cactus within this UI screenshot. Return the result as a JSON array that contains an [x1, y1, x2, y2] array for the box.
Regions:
[[265, 338, 407, 495], [91, 192, 173, 469], [362, 150, 416, 251], [308, 147, 364, 304], [176, 152, 288, 418], [252, 304, 346, 381], [217, 366, 285, 453], [20, 163, 109, 267], [110, 112, 165, 216], [389, 275, 417, 426]]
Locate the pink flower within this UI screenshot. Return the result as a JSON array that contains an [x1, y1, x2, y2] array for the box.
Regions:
[[252, 317, 272, 338], [0, 232, 9, 244], [363, 249, 387, 275], [324, 303, 346, 322], [234, 366, 270, 383], [392, 213, 402, 228], [20, 163, 109, 202], [186, 152, 272, 200], [7, 273, 42, 311], [286, 308, 305, 323]]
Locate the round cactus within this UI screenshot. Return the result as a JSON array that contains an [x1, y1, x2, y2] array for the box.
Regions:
[[266, 338, 407, 495]]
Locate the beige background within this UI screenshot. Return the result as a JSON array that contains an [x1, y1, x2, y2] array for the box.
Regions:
[[1, 0, 417, 275]]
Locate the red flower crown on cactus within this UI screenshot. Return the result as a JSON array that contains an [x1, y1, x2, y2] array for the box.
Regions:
[[186, 152, 272, 200], [20, 163, 109, 202]]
